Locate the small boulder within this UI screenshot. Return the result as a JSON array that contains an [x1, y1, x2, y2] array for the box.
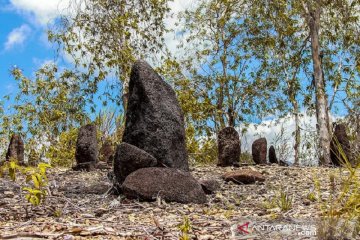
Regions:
[[122, 60, 189, 171], [252, 138, 267, 164], [199, 179, 220, 194], [330, 123, 352, 166], [268, 145, 278, 164], [6, 134, 25, 165], [122, 167, 207, 204], [217, 127, 241, 167], [100, 139, 115, 164], [222, 169, 265, 184], [113, 142, 157, 184], [74, 124, 98, 171]]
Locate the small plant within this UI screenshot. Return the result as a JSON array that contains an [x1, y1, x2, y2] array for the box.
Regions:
[[0, 160, 51, 206], [262, 189, 293, 212], [307, 191, 317, 202], [276, 190, 293, 212], [262, 196, 277, 210], [178, 216, 192, 240]]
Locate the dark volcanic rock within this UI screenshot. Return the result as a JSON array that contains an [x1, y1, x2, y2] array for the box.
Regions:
[[100, 139, 114, 164], [74, 124, 98, 171], [122, 167, 206, 204], [222, 169, 265, 184], [6, 134, 24, 165], [217, 127, 241, 167], [199, 179, 220, 194], [113, 142, 158, 184], [330, 123, 352, 166], [252, 138, 267, 164], [122, 60, 189, 171], [268, 145, 278, 164]]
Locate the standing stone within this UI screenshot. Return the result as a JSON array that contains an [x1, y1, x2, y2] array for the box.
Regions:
[[113, 142, 158, 184], [122, 60, 189, 170], [6, 134, 24, 165], [268, 145, 278, 164], [217, 127, 241, 167], [100, 139, 115, 164], [330, 123, 351, 166], [252, 138, 267, 164], [74, 124, 98, 170]]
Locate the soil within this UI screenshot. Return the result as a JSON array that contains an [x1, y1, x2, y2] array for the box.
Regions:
[[0, 164, 358, 239]]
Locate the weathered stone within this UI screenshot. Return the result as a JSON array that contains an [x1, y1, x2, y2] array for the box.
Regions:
[[330, 123, 352, 166], [113, 142, 158, 184], [268, 145, 278, 164], [100, 139, 114, 164], [217, 127, 241, 167], [122, 167, 206, 204], [222, 169, 265, 184], [252, 138, 267, 164], [74, 124, 98, 171], [122, 60, 189, 171], [199, 179, 220, 194], [6, 134, 24, 165]]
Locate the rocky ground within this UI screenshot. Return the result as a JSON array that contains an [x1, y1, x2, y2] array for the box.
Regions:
[[0, 164, 358, 240]]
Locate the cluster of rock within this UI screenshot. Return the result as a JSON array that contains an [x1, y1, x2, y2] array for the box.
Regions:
[[216, 128, 288, 166], [110, 60, 205, 203]]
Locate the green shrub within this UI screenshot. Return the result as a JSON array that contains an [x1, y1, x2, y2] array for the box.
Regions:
[[46, 128, 78, 167], [0, 160, 51, 206]]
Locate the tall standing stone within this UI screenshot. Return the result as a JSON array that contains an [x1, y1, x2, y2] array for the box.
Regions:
[[252, 138, 267, 164], [122, 60, 189, 170], [330, 123, 351, 166], [6, 134, 24, 165], [74, 124, 98, 170], [217, 127, 241, 167], [268, 145, 278, 164]]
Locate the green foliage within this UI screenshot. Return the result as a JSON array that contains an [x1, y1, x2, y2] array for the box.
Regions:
[[176, 0, 278, 133], [187, 133, 218, 165], [263, 188, 293, 212], [8, 64, 89, 137], [1, 0, 171, 169], [49, 0, 171, 106], [276, 190, 293, 212], [46, 128, 78, 167], [178, 216, 192, 240], [0, 161, 51, 206], [307, 191, 317, 202]]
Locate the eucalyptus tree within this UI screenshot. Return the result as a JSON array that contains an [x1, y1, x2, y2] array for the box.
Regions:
[[246, 0, 360, 165], [2, 0, 171, 163], [49, 0, 171, 107], [176, 0, 281, 136]]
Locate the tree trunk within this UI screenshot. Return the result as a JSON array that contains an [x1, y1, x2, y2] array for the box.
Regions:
[[308, 7, 331, 165], [293, 104, 300, 166]]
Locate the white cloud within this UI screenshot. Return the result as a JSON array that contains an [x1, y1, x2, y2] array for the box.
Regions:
[[4, 24, 31, 50], [239, 111, 340, 166], [9, 0, 71, 25], [164, 0, 194, 56]]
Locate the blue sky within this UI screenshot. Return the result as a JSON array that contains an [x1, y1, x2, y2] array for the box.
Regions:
[[0, 0, 57, 98]]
